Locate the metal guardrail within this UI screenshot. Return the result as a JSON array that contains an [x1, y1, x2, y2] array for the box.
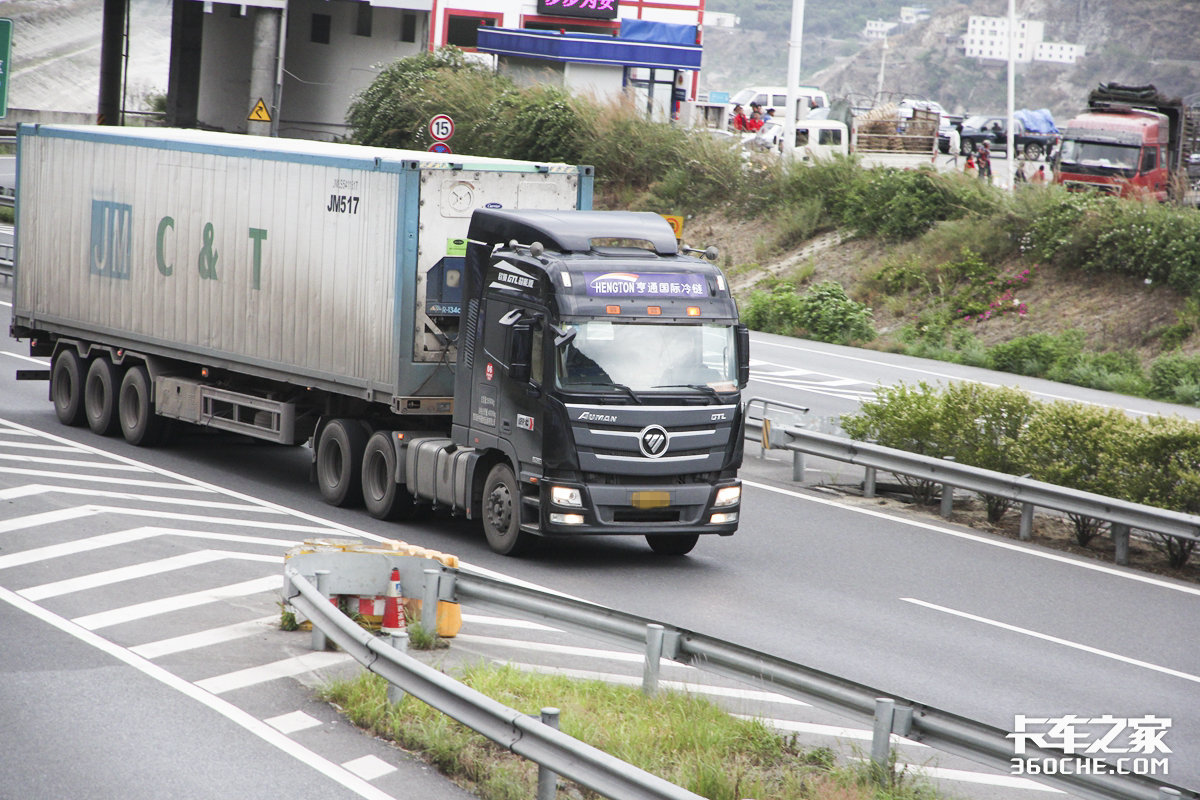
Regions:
[[283, 567, 706, 800], [288, 560, 1195, 800]]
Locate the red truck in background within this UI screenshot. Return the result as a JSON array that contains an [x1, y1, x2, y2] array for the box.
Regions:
[[1054, 82, 1200, 203]]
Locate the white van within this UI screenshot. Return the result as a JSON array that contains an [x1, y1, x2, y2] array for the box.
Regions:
[[728, 86, 829, 122]]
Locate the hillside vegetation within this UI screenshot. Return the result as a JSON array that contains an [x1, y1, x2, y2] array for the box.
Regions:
[[349, 49, 1200, 407]]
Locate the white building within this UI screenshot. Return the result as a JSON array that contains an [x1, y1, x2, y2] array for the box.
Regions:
[[864, 19, 899, 40], [168, 0, 705, 140], [1035, 41, 1085, 64], [959, 15, 1082, 65], [899, 7, 930, 25]]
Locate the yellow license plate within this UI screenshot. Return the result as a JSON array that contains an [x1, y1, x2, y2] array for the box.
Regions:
[[631, 490, 670, 509]]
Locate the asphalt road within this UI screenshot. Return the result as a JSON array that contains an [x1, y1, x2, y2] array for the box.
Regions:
[[2, 284, 1198, 795]]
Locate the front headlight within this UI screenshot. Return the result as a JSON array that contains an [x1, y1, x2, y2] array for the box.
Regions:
[[551, 485, 583, 507], [714, 485, 741, 507]]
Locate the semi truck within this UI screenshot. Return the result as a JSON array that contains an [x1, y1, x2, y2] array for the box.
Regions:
[[1054, 82, 1200, 203], [9, 125, 748, 556]]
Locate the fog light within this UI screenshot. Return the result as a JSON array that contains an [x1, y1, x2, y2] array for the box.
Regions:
[[550, 512, 585, 525], [714, 485, 741, 507], [551, 486, 582, 507], [710, 512, 738, 524]]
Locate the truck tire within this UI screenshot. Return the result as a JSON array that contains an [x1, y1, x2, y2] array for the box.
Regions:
[[645, 534, 699, 556], [316, 419, 368, 507], [1023, 142, 1044, 161], [361, 431, 421, 520], [118, 365, 167, 446], [482, 463, 533, 556], [51, 350, 86, 427], [84, 356, 123, 436]]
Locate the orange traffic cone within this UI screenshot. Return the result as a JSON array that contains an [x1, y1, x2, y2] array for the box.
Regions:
[[381, 567, 406, 635]]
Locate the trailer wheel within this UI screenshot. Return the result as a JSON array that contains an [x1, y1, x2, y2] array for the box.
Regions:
[[84, 356, 123, 436], [482, 463, 532, 556], [1023, 142, 1044, 161], [645, 534, 699, 556], [316, 419, 368, 507], [118, 365, 166, 446], [361, 431, 421, 520], [51, 350, 86, 427]]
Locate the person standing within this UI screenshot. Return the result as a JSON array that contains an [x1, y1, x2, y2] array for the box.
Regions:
[[1031, 164, 1047, 184], [977, 140, 992, 183], [948, 122, 962, 164], [731, 104, 748, 132]]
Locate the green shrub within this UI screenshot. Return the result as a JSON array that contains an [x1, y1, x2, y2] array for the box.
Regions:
[[1148, 351, 1200, 403], [841, 381, 945, 503], [1118, 417, 1200, 567], [794, 281, 875, 345], [486, 85, 587, 164], [741, 281, 805, 336], [935, 382, 1036, 522], [1018, 402, 1139, 545], [987, 330, 1085, 378]]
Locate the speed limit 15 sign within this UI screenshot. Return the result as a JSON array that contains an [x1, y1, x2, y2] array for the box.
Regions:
[[429, 114, 455, 142]]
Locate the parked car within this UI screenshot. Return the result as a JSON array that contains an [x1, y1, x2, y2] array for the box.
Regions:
[[958, 112, 1059, 160]]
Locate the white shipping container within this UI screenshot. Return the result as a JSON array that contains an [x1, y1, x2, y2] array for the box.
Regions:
[[13, 126, 589, 401]]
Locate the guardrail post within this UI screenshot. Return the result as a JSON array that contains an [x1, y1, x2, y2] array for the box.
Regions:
[[871, 697, 895, 785], [940, 457, 956, 518], [387, 632, 408, 704], [1019, 502, 1034, 541], [643, 623, 665, 696], [312, 570, 331, 651], [422, 568, 441, 634], [791, 448, 805, 482], [863, 466, 876, 498], [537, 708, 561, 800], [1111, 523, 1130, 566]]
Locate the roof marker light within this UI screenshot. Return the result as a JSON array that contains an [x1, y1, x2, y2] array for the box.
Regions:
[[647, 306, 662, 315], [606, 305, 621, 315], [686, 306, 701, 317]]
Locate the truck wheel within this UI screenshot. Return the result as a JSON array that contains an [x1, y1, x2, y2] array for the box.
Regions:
[[361, 431, 421, 520], [1024, 142, 1044, 161], [482, 463, 533, 556], [84, 357, 123, 436], [645, 534, 699, 556], [118, 365, 166, 446], [51, 350, 86, 427], [316, 419, 368, 507]]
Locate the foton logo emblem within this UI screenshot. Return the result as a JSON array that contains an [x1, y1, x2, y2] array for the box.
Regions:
[[639, 424, 669, 458]]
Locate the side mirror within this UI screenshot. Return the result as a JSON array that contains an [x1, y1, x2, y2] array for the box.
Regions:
[[509, 321, 533, 383], [735, 323, 750, 388]]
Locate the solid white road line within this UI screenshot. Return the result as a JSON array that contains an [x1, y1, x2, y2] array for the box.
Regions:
[[0, 503, 336, 533], [18, 550, 282, 600], [0, 585, 399, 800], [460, 612, 560, 632], [132, 615, 279, 659], [507, 661, 810, 706], [0, 466, 215, 489], [73, 575, 283, 630], [903, 597, 1200, 685], [0, 484, 288, 512], [0, 451, 151, 470], [732, 714, 927, 747], [196, 651, 353, 694], [0, 441, 96, 453], [455, 632, 694, 666], [0, 527, 298, 571], [0, 506, 99, 533], [743, 479, 1200, 599]]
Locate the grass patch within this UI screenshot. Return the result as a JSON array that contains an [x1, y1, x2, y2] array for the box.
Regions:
[[321, 664, 941, 800]]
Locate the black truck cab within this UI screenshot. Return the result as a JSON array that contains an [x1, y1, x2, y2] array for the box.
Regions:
[[452, 209, 748, 555]]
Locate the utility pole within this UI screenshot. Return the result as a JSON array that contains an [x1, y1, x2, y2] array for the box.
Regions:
[[782, 0, 805, 156]]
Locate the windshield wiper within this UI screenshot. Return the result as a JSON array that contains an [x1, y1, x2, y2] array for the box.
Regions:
[[569, 382, 643, 404], [653, 383, 724, 401]]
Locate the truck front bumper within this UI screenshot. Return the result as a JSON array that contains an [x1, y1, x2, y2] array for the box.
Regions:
[[537, 479, 740, 537]]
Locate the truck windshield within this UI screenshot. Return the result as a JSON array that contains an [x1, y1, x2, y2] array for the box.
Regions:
[[556, 321, 737, 393], [1059, 139, 1140, 172]]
